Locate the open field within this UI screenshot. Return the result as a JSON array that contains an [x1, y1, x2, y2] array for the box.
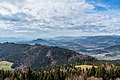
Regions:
[[75, 65, 98, 69], [0, 61, 14, 70]]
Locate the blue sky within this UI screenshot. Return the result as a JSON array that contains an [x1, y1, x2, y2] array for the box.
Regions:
[[0, 0, 120, 38]]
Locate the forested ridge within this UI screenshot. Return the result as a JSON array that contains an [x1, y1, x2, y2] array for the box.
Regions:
[[0, 43, 96, 69]]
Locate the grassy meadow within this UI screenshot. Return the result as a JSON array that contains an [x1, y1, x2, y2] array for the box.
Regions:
[[0, 61, 14, 70], [75, 65, 98, 70]]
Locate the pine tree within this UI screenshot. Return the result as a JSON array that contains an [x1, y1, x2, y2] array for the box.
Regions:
[[19, 72, 25, 80], [26, 67, 33, 80]]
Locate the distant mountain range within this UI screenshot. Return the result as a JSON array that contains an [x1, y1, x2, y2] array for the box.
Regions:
[[19, 35, 120, 50], [0, 35, 120, 60], [0, 43, 96, 69], [18, 35, 120, 60]]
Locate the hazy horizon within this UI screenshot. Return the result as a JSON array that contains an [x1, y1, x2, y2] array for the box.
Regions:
[[1, 34, 120, 39]]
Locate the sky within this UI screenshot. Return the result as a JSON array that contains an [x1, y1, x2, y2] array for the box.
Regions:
[[0, 0, 120, 38]]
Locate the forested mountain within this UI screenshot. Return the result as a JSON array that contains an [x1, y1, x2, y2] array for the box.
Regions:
[[0, 36, 119, 62], [0, 43, 96, 69], [21, 36, 120, 60]]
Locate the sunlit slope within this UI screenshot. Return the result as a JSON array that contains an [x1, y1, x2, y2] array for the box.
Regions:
[[0, 61, 14, 70]]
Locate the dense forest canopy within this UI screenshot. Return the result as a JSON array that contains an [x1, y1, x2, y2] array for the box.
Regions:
[[0, 64, 120, 80]]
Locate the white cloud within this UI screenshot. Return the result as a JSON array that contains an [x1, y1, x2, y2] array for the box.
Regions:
[[0, 21, 15, 30], [0, 0, 94, 30], [15, 30, 36, 33], [0, 0, 120, 37], [0, 2, 20, 15]]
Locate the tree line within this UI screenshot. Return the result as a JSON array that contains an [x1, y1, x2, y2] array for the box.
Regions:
[[0, 64, 120, 80]]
